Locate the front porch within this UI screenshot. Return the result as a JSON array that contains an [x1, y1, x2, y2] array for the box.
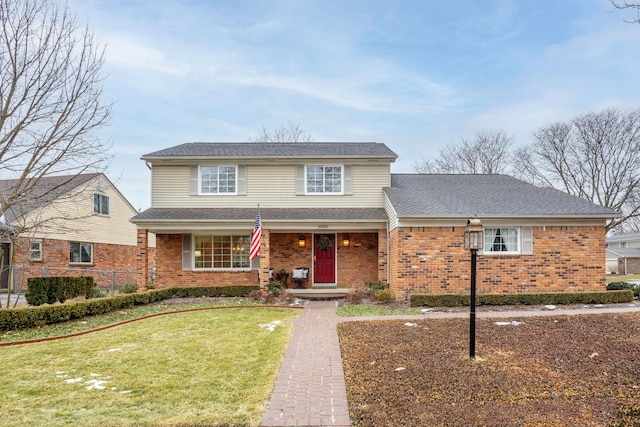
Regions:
[[260, 230, 387, 291]]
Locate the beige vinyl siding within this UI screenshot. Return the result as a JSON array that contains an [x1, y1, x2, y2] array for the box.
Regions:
[[25, 176, 138, 246], [151, 163, 391, 208], [384, 193, 399, 231]]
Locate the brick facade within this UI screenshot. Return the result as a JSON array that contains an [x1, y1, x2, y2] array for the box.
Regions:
[[11, 236, 139, 290], [151, 231, 383, 290], [389, 225, 607, 300], [152, 234, 259, 288]]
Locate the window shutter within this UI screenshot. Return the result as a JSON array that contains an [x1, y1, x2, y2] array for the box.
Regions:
[[237, 165, 247, 195], [182, 234, 192, 270], [344, 165, 352, 195], [189, 165, 198, 195], [521, 227, 533, 254], [296, 165, 305, 195]]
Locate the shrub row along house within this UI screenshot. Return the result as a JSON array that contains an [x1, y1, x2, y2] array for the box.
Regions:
[[0, 174, 152, 293], [131, 142, 617, 300]]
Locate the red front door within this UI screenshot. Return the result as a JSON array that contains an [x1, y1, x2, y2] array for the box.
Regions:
[[314, 234, 335, 283]]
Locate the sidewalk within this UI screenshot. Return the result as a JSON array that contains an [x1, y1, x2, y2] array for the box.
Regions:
[[261, 300, 351, 427]]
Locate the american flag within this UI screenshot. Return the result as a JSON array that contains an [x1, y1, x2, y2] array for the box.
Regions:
[[249, 210, 261, 260]]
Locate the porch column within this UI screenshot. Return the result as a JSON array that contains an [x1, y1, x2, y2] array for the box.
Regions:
[[136, 229, 149, 290], [377, 228, 389, 284], [260, 229, 271, 293]]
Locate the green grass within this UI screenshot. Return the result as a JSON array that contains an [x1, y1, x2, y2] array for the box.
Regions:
[[0, 307, 299, 427], [1, 299, 261, 343], [336, 304, 423, 317]]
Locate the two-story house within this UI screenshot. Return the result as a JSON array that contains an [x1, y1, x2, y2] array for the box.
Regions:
[[131, 142, 617, 300], [0, 173, 154, 292]]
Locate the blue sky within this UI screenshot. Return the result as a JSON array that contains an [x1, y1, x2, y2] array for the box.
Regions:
[[66, 0, 640, 211]]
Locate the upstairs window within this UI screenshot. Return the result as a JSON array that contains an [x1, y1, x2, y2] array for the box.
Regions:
[[306, 165, 342, 194], [200, 166, 237, 194], [93, 194, 109, 215], [484, 227, 519, 254]]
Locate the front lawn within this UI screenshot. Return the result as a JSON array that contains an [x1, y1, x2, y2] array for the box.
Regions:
[[1, 307, 299, 427], [338, 313, 640, 427]]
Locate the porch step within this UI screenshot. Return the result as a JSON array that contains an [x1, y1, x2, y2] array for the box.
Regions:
[[285, 288, 351, 300]]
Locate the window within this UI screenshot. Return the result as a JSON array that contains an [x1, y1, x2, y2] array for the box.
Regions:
[[69, 242, 93, 264], [30, 241, 42, 261], [194, 235, 250, 269], [200, 166, 236, 194], [93, 194, 109, 215], [484, 228, 519, 254], [620, 242, 628, 248], [306, 165, 342, 194]]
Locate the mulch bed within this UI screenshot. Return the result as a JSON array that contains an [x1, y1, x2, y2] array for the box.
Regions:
[[338, 312, 640, 427]]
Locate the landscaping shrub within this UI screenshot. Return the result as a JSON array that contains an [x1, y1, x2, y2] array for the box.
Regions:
[[267, 280, 283, 295], [119, 283, 138, 294], [249, 290, 264, 302], [25, 276, 94, 306], [345, 284, 367, 304], [608, 281, 640, 298], [372, 288, 395, 303], [367, 280, 389, 293], [410, 290, 634, 307]]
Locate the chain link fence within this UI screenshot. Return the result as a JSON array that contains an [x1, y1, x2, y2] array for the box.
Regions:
[[11, 265, 140, 297]]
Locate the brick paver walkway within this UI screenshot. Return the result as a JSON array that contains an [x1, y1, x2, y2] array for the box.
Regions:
[[261, 300, 351, 427]]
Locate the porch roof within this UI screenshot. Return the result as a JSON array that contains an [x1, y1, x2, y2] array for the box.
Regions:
[[131, 207, 388, 223]]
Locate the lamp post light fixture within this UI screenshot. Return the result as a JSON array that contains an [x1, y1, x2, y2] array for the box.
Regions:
[[342, 234, 350, 247], [464, 217, 483, 359]]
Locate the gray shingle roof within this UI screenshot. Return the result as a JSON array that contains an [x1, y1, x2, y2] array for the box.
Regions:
[[131, 207, 388, 222], [385, 174, 618, 218], [607, 232, 640, 243], [142, 142, 397, 160]]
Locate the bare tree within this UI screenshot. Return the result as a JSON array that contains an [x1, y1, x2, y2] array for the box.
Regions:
[[0, 0, 112, 222], [251, 121, 313, 142], [516, 108, 640, 232], [414, 130, 514, 174], [610, 1, 640, 23]]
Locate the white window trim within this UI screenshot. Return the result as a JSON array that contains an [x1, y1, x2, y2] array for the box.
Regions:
[[69, 242, 93, 264], [192, 234, 251, 270], [198, 165, 238, 195], [30, 241, 42, 261], [304, 164, 344, 195], [482, 227, 521, 255]]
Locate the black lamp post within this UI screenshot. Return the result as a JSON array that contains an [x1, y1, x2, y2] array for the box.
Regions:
[[464, 217, 483, 359]]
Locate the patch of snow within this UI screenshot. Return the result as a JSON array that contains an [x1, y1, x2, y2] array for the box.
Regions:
[[259, 320, 282, 332], [395, 367, 406, 371], [108, 348, 122, 352], [404, 322, 417, 327], [120, 390, 133, 394], [85, 379, 107, 391], [495, 321, 524, 326], [594, 304, 604, 308], [90, 373, 101, 377], [589, 352, 599, 358], [65, 378, 83, 384], [544, 305, 557, 310], [420, 308, 433, 313]]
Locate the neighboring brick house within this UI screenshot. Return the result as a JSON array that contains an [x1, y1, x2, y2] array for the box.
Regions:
[[131, 142, 617, 300], [606, 232, 640, 275], [0, 173, 154, 292]]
